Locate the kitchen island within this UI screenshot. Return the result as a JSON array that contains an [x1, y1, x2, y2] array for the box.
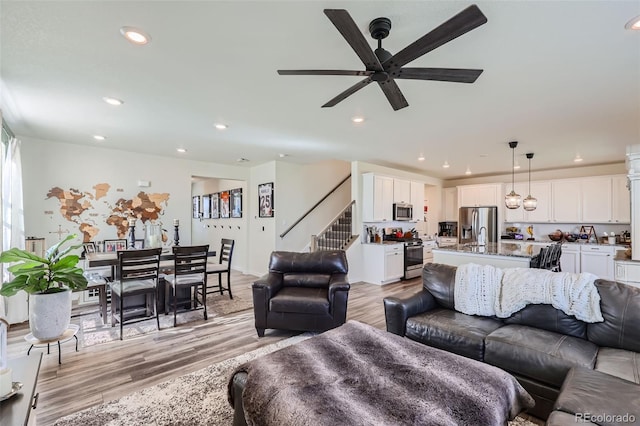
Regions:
[[433, 242, 543, 268]]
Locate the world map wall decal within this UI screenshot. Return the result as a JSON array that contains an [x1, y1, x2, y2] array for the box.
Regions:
[[46, 183, 170, 242]]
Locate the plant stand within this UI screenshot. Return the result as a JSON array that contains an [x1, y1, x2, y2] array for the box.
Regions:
[[24, 324, 79, 364]]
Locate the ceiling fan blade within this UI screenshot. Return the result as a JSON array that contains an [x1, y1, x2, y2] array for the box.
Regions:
[[322, 77, 373, 108], [383, 5, 487, 70], [378, 80, 409, 111], [396, 68, 483, 83], [278, 70, 374, 77], [324, 9, 384, 72]]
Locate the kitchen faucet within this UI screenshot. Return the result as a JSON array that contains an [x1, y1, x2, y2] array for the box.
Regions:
[[478, 226, 487, 246]]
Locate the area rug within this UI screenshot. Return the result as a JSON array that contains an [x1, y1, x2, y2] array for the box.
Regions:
[[53, 333, 539, 426], [79, 294, 253, 346]]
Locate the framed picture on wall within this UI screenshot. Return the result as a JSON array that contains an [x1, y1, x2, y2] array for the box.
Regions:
[[258, 182, 274, 218], [211, 193, 220, 219], [230, 188, 242, 218], [220, 191, 230, 218], [202, 194, 212, 219], [192, 195, 201, 219]]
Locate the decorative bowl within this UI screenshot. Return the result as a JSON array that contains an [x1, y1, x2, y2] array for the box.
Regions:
[[548, 230, 563, 241], [564, 233, 578, 242]]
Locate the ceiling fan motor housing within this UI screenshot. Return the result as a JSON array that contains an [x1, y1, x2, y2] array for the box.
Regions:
[[369, 17, 391, 40]]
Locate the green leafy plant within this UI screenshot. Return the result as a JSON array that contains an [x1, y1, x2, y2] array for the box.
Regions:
[[0, 234, 88, 296]]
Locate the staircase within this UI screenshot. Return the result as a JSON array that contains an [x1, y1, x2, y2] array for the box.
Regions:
[[311, 201, 358, 252]]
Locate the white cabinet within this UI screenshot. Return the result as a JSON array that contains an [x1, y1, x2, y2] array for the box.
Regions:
[[551, 179, 581, 222], [579, 245, 615, 280], [458, 184, 501, 208], [385, 244, 404, 282], [393, 179, 411, 204], [525, 181, 552, 223], [362, 243, 404, 285], [560, 244, 580, 273], [615, 260, 640, 288], [503, 182, 527, 223], [410, 181, 424, 221], [443, 187, 458, 221], [612, 175, 631, 223], [581, 176, 612, 223], [363, 174, 394, 222]]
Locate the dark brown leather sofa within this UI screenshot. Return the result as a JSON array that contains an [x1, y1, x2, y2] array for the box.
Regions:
[[384, 263, 640, 423], [252, 250, 350, 337]]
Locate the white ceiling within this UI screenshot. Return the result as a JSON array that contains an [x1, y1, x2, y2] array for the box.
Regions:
[[1, 1, 639, 180]]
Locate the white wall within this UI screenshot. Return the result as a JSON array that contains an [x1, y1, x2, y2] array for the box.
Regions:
[[248, 161, 276, 276], [191, 178, 248, 273], [20, 136, 248, 252], [275, 160, 351, 251]]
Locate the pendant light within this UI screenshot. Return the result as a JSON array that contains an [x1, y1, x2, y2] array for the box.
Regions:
[[505, 141, 522, 209], [523, 153, 537, 211]]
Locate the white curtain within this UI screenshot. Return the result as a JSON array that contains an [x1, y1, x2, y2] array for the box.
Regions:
[[1, 137, 27, 324]]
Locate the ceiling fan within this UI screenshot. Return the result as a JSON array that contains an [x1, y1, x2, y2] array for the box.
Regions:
[[277, 5, 487, 111]]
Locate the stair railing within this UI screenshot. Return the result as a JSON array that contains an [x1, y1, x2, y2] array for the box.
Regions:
[[279, 174, 351, 239], [311, 200, 355, 252]]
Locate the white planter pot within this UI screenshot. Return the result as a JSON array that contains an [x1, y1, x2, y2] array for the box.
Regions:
[[29, 289, 72, 340]]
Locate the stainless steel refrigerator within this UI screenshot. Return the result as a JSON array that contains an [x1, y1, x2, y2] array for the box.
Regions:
[[458, 206, 498, 245]]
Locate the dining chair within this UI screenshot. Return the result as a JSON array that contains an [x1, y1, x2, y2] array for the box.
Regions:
[[206, 239, 235, 299], [530, 242, 562, 272], [163, 245, 209, 327], [110, 248, 162, 340]]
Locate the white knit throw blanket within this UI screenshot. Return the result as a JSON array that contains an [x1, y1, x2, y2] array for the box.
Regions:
[[454, 263, 603, 323]]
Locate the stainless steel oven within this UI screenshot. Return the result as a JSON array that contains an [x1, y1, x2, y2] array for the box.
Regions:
[[404, 240, 424, 279]]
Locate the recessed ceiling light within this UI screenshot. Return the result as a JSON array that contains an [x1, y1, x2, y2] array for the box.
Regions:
[[465, 166, 472, 175], [417, 154, 425, 161], [352, 116, 365, 123], [513, 161, 521, 170], [176, 148, 187, 153], [120, 26, 151, 45], [93, 135, 106, 141], [236, 158, 249, 163], [442, 161, 450, 169], [574, 154, 583, 163], [625, 15, 640, 30], [279, 153, 288, 158], [214, 123, 228, 130], [102, 97, 123, 106]]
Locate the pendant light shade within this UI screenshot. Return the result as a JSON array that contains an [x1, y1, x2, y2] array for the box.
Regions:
[[505, 141, 521, 209], [523, 152, 537, 211]]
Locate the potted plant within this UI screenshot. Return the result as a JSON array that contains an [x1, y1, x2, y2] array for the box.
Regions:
[[0, 234, 87, 340]]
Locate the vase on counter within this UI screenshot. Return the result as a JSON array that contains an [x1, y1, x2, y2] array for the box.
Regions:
[[145, 222, 163, 248]]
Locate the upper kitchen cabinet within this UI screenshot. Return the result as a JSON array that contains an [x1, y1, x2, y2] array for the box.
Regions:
[[458, 183, 502, 208], [443, 187, 458, 221], [551, 179, 581, 222], [581, 176, 612, 223], [524, 181, 552, 223], [410, 181, 424, 221], [503, 182, 527, 223], [612, 175, 631, 223], [362, 173, 394, 222], [393, 178, 411, 204]]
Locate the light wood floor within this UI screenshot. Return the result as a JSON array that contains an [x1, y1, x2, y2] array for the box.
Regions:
[[6, 272, 425, 425]]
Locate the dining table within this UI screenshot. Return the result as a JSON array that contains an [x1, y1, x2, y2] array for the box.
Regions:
[[84, 248, 217, 321]]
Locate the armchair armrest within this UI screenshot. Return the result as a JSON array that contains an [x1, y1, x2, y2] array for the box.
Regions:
[[383, 290, 437, 336], [252, 273, 283, 299], [328, 274, 350, 301]]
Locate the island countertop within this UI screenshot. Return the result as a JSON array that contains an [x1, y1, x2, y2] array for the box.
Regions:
[[433, 242, 543, 259]]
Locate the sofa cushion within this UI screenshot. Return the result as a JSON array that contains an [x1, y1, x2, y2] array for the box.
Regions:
[[422, 263, 457, 309], [546, 411, 594, 425], [587, 280, 640, 353], [405, 308, 503, 361], [269, 251, 348, 274], [485, 325, 598, 387], [269, 287, 329, 314], [283, 273, 331, 288], [553, 367, 640, 425], [595, 347, 640, 384], [503, 304, 587, 339]]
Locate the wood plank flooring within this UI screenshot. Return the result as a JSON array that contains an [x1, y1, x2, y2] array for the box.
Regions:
[[6, 272, 542, 425], [6, 272, 424, 425]]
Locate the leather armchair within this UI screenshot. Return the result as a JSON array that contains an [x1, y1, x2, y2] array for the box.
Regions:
[[252, 251, 350, 337]]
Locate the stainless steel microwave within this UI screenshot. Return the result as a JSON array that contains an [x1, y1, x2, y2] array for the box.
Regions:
[[393, 203, 413, 221]]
